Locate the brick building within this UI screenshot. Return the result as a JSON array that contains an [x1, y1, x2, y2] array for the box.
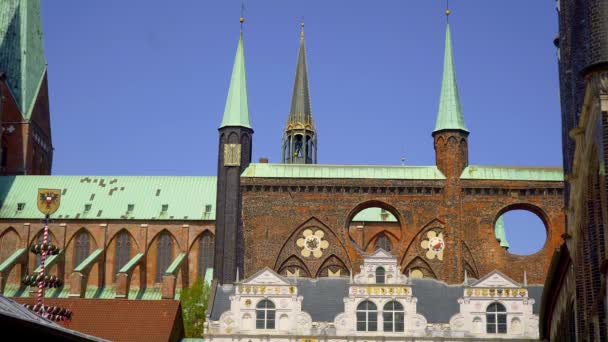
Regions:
[[0, 1, 565, 330], [540, 1, 608, 341]]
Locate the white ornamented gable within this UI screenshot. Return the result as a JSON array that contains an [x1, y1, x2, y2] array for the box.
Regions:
[[471, 271, 521, 288]]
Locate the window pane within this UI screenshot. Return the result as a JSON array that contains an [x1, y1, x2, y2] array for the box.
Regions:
[[267, 310, 275, 320], [256, 311, 264, 320], [357, 322, 366, 331], [368, 312, 377, 322], [497, 314, 507, 324], [487, 324, 496, 334], [356, 312, 366, 322], [368, 321, 377, 331], [267, 319, 275, 329], [497, 324, 507, 333], [487, 314, 496, 323], [395, 320, 404, 332], [256, 319, 265, 329]]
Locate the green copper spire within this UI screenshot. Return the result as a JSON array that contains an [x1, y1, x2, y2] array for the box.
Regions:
[[0, 0, 47, 120], [434, 24, 467, 133], [494, 215, 510, 249], [220, 32, 251, 129]]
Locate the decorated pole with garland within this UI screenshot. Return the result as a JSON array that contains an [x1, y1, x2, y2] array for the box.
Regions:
[[22, 189, 73, 322]]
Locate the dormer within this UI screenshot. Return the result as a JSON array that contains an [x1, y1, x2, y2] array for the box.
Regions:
[[353, 249, 407, 285], [208, 267, 313, 335], [449, 270, 539, 339]]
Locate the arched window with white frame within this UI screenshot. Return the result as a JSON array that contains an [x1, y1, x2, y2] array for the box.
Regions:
[[356, 300, 377, 331], [486, 302, 507, 334], [375, 266, 385, 284], [383, 300, 404, 332], [255, 299, 275, 329]]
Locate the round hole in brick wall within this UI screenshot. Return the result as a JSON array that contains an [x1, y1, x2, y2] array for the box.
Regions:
[[496, 210, 547, 255], [348, 206, 400, 254]]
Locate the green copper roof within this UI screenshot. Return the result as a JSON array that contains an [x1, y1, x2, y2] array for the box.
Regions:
[[286, 24, 314, 129], [434, 24, 467, 133], [460, 165, 564, 181], [219, 32, 251, 129], [0, 0, 47, 120], [0, 176, 216, 220], [242, 163, 446, 180], [494, 215, 510, 248], [352, 207, 398, 222], [3, 284, 181, 300]]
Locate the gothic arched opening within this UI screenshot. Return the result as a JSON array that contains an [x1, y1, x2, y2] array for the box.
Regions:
[[347, 203, 402, 254], [495, 208, 547, 255]]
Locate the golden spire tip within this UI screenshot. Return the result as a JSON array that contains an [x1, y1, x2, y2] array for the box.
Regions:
[[240, 17, 245, 23]]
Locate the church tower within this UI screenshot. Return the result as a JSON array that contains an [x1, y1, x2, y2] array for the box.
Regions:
[[433, 22, 468, 179], [282, 24, 317, 164], [214, 26, 253, 285], [0, 0, 53, 175]]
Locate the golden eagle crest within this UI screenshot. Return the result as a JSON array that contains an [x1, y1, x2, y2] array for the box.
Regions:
[[37, 189, 61, 216]]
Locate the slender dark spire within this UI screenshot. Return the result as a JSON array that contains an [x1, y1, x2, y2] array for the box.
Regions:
[[283, 23, 317, 164], [287, 23, 314, 129]]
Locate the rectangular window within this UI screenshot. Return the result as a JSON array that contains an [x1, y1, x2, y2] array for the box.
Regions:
[[395, 312, 405, 332], [383, 313, 393, 332]]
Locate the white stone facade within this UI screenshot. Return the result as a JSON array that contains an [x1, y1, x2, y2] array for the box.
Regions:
[[205, 250, 540, 341]]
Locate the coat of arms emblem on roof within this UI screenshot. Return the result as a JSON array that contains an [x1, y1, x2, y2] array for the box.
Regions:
[[37, 188, 61, 216]]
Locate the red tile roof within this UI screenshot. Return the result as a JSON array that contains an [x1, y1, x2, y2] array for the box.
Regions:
[[17, 298, 184, 342]]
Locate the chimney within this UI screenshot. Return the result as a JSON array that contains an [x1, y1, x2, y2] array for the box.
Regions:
[[259, 157, 269, 163]]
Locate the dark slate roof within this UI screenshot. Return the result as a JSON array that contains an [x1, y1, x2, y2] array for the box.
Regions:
[[209, 279, 544, 323], [0, 295, 107, 341], [210, 284, 235, 321], [297, 277, 349, 322], [411, 278, 463, 323]]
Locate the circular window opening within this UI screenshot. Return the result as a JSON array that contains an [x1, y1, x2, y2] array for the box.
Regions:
[[495, 210, 547, 255], [348, 206, 400, 253]]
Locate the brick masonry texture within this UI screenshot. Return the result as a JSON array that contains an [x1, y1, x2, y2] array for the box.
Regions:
[[241, 176, 565, 285]]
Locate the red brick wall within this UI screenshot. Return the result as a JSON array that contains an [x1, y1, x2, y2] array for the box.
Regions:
[[241, 177, 565, 284], [0, 220, 215, 293]]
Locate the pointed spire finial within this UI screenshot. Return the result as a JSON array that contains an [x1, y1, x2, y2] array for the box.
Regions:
[[445, 0, 451, 20], [434, 20, 468, 133], [219, 29, 252, 129]]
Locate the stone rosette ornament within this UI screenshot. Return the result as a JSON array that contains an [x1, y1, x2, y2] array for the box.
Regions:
[[421, 230, 445, 261], [296, 229, 329, 258]]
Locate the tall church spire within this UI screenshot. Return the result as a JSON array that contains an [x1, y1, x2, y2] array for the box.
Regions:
[[434, 23, 467, 133], [432, 16, 469, 179], [215, 22, 254, 285], [219, 32, 251, 129], [283, 23, 317, 164], [0, 0, 47, 120]]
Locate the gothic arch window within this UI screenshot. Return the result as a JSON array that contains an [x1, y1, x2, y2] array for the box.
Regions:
[[375, 233, 391, 252], [255, 300, 275, 329], [383, 301, 404, 332], [155, 232, 173, 283], [486, 302, 507, 334], [356, 300, 377, 332], [74, 231, 90, 268], [34, 232, 52, 268], [114, 231, 131, 278], [198, 231, 214, 279], [375, 266, 385, 284]]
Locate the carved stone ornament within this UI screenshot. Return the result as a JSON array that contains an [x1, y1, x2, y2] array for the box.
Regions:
[[296, 229, 329, 258], [421, 230, 445, 261]]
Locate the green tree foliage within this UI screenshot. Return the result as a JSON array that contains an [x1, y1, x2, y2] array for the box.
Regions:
[[180, 277, 211, 337]]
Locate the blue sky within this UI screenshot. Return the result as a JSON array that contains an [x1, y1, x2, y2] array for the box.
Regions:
[[41, 1, 559, 254]]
